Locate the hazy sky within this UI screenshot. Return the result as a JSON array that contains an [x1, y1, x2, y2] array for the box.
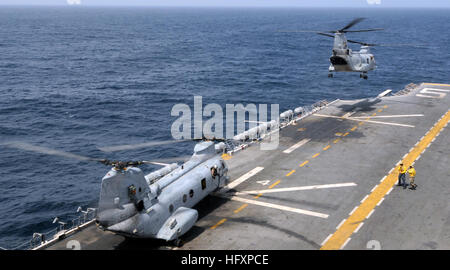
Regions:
[[1, 0, 450, 7]]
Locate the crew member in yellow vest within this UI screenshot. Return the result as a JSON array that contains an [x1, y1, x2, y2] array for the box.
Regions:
[[408, 166, 417, 190], [398, 163, 407, 189]]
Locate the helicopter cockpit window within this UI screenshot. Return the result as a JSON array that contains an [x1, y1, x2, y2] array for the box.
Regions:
[[169, 204, 174, 213], [201, 178, 206, 190]]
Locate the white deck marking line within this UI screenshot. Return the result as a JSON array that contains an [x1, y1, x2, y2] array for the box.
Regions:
[[236, 182, 357, 195], [340, 238, 351, 250], [215, 194, 329, 218], [350, 114, 424, 119], [283, 138, 311, 154], [367, 209, 375, 219], [321, 234, 333, 246], [354, 222, 364, 233], [314, 114, 415, 128], [336, 219, 346, 230], [377, 198, 385, 206], [221, 167, 264, 192], [349, 206, 358, 216], [379, 176, 387, 183], [371, 185, 378, 193], [360, 195, 369, 203], [386, 187, 393, 195], [342, 112, 355, 118]]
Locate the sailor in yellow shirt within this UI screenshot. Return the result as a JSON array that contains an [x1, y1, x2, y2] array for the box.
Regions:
[[398, 163, 407, 189], [408, 166, 417, 190]]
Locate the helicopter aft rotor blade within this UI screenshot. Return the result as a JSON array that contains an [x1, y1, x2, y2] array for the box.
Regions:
[[97, 139, 190, 153], [1, 141, 101, 162], [340, 17, 365, 32]]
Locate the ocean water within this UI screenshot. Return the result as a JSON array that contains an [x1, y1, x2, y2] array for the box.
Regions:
[[0, 6, 448, 249]]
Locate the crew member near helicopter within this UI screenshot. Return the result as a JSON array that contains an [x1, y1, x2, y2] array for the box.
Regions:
[[211, 165, 218, 179], [398, 163, 407, 189], [408, 166, 417, 190]]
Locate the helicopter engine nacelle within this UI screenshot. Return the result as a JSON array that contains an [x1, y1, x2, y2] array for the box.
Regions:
[[97, 167, 151, 228]]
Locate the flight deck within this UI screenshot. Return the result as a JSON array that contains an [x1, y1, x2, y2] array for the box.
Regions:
[[44, 83, 449, 250]]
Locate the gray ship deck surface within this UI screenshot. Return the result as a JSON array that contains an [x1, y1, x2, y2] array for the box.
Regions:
[[46, 83, 450, 250]]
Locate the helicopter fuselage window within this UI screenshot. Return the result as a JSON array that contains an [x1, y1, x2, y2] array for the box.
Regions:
[[183, 194, 187, 203], [169, 204, 174, 213], [189, 189, 194, 198], [201, 178, 206, 190]]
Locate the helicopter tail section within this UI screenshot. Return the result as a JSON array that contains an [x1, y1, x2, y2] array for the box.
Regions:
[[97, 167, 151, 228], [156, 207, 198, 241]]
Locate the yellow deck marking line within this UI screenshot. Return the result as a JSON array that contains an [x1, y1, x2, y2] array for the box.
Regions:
[[268, 180, 281, 189], [210, 218, 227, 230], [233, 204, 248, 214], [321, 109, 450, 250], [221, 153, 232, 160], [286, 170, 296, 177], [383, 105, 388, 109], [298, 128, 306, 131], [424, 83, 450, 87], [358, 122, 364, 126], [372, 113, 377, 116], [335, 132, 343, 136], [378, 109, 383, 113], [333, 138, 340, 144], [342, 132, 349, 137], [350, 126, 357, 131], [300, 160, 309, 167], [312, 153, 320, 158], [323, 145, 331, 151], [254, 193, 263, 199]]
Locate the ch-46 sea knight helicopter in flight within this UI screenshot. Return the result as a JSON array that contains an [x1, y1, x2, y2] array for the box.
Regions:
[[284, 18, 384, 79], [3, 137, 229, 247]]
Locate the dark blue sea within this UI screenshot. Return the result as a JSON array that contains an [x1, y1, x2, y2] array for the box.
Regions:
[[0, 6, 448, 249]]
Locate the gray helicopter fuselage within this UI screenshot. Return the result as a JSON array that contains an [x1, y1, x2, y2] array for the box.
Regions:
[[96, 141, 228, 242], [329, 33, 376, 73]]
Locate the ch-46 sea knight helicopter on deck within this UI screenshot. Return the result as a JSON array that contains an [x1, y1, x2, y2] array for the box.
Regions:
[[2, 138, 229, 247], [284, 18, 384, 79]]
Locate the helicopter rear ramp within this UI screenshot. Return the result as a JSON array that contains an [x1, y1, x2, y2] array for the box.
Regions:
[[44, 83, 450, 250]]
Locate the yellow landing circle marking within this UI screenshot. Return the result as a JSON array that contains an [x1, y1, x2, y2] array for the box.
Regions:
[[383, 105, 388, 109], [222, 153, 232, 160], [300, 160, 309, 167], [335, 132, 343, 136], [343, 132, 349, 137], [312, 153, 320, 158], [286, 170, 296, 177], [211, 218, 227, 230], [372, 113, 377, 116], [323, 145, 331, 151], [350, 126, 357, 131], [233, 204, 248, 214], [298, 128, 306, 132], [333, 138, 340, 144], [358, 122, 364, 126], [321, 109, 450, 250]]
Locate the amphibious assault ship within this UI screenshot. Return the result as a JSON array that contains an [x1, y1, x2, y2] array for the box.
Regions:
[[8, 82, 449, 250]]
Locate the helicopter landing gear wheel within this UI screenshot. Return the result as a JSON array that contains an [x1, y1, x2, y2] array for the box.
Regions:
[[328, 73, 333, 78], [174, 238, 183, 247], [360, 73, 368, 80]]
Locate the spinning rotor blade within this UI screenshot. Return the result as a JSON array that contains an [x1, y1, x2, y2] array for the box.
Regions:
[[343, 28, 384, 33], [98, 139, 189, 153], [1, 141, 101, 162], [142, 155, 192, 165], [317, 32, 335, 38], [346, 39, 376, 46], [340, 17, 365, 32]]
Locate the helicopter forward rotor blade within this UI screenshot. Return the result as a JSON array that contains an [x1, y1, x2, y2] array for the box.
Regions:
[[346, 39, 376, 46], [340, 17, 365, 32], [98, 139, 190, 153], [343, 28, 384, 33], [1, 141, 101, 162], [317, 32, 335, 38]]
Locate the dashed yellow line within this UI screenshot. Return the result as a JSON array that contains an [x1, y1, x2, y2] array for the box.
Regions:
[[378, 109, 383, 113], [268, 180, 281, 189], [323, 145, 331, 151], [286, 170, 296, 177], [312, 153, 320, 158], [383, 105, 388, 109], [350, 126, 357, 131], [335, 132, 343, 136], [333, 138, 340, 144], [342, 132, 349, 137], [321, 109, 450, 250], [372, 113, 377, 116], [298, 128, 306, 132], [233, 204, 248, 214], [424, 83, 450, 87], [300, 160, 309, 167], [358, 122, 364, 126], [254, 193, 263, 199], [210, 218, 227, 230]]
